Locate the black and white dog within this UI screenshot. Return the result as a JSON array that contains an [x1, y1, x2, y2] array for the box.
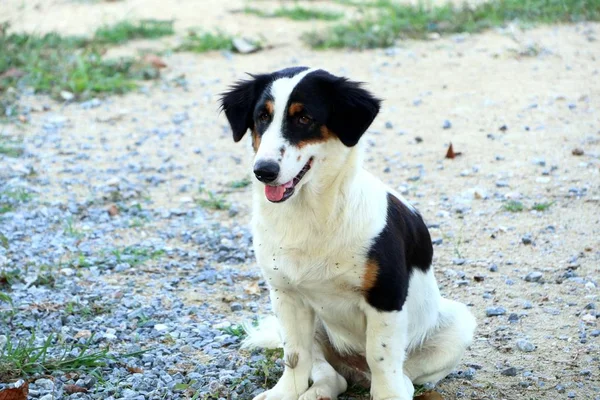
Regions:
[[220, 67, 476, 400]]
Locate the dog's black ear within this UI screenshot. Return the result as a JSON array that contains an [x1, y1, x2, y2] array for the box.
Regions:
[[315, 71, 381, 147], [220, 74, 271, 142]]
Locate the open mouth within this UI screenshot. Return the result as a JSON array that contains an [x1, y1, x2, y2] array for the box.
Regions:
[[264, 158, 313, 203]]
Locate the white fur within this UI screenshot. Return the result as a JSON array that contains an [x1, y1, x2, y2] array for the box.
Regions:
[[240, 72, 476, 400]]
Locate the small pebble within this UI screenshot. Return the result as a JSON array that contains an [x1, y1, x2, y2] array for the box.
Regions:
[[486, 306, 507, 317], [524, 271, 543, 283], [516, 339, 535, 352]]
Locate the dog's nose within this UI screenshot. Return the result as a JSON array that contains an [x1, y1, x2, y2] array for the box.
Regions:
[[254, 160, 280, 183]]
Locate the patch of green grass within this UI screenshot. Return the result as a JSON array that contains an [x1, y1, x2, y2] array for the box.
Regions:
[[532, 201, 553, 211], [175, 31, 234, 53], [64, 217, 84, 239], [0, 22, 151, 102], [111, 246, 165, 266], [220, 324, 246, 338], [65, 299, 109, 318], [0, 187, 32, 214], [31, 266, 57, 288], [93, 19, 174, 45], [305, 0, 600, 49], [0, 268, 23, 289], [0, 292, 15, 323], [345, 382, 370, 397], [197, 189, 230, 210], [255, 348, 284, 388], [0, 136, 24, 157], [1, 188, 33, 202], [0, 333, 147, 381], [243, 6, 343, 21], [229, 177, 252, 189], [503, 200, 524, 212]]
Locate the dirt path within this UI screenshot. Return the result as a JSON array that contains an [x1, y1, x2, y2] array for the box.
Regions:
[[2, 1, 599, 399]]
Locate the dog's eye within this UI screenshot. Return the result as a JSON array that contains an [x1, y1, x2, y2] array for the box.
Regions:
[[258, 112, 270, 122], [298, 116, 311, 125]]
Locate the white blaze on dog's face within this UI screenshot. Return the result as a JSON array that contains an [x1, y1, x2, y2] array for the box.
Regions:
[[220, 67, 380, 203]]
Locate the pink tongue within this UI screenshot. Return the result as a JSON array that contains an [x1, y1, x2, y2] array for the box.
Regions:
[[264, 180, 294, 202], [265, 185, 286, 202]]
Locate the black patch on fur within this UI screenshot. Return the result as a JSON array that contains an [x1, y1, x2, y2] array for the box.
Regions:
[[282, 69, 380, 147], [220, 67, 309, 142], [365, 193, 433, 312]]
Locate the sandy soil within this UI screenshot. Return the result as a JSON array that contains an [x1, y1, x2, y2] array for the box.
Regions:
[[2, 0, 599, 399]]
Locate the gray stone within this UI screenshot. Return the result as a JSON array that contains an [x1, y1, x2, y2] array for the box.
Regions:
[[35, 378, 54, 391], [516, 339, 535, 352], [521, 234, 533, 245], [525, 271, 543, 282], [501, 367, 517, 376], [486, 306, 506, 317]]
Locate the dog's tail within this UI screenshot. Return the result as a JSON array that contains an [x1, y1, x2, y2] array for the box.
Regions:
[[241, 315, 283, 349]]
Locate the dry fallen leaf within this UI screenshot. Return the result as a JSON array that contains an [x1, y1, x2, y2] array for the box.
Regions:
[[143, 54, 167, 69], [107, 204, 119, 217], [74, 329, 92, 340], [0, 382, 29, 400], [415, 390, 444, 400], [244, 281, 261, 295], [127, 365, 143, 374], [64, 385, 87, 394], [0, 68, 25, 80], [445, 142, 462, 159]]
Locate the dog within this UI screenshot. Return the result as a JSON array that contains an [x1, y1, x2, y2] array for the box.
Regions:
[[220, 67, 476, 400]]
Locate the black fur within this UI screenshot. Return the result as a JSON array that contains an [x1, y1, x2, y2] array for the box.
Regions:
[[365, 194, 433, 312], [290, 70, 380, 147], [220, 67, 309, 142]]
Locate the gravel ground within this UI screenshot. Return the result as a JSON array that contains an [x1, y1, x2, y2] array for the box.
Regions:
[[1, 1, 599, 399]]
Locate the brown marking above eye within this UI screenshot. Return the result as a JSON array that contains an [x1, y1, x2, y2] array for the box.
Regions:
[[288, 102, 304, 116], [265, 100, 274, 115]]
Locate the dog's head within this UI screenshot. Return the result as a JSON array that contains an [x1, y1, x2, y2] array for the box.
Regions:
[[220, 67, 380, 203]]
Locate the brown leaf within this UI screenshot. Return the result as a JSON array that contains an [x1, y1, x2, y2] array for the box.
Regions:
[[0, 68, 25, 80], [74, 329, 92, 340], [64, 385, 88, 394], [445, 142, 462, 159], [572, 148, 584, 156], [127, 365, 143, 373], [143, 54, 167, 69], [415, 390, 444, 400], [107, 204, 119, 217], [0, 382, 29, 400], [244, 281, 260, 295]]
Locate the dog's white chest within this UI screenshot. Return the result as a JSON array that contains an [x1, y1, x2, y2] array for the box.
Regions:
[[256, 240, 368, 353]]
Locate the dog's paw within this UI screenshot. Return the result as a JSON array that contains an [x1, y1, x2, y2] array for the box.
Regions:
[[252, 388, 300, 400], [298, 386, 333, 400]]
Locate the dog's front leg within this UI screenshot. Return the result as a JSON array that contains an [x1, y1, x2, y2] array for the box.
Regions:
[[364, 306, 414, 400], [253, 289, 315, 400]]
